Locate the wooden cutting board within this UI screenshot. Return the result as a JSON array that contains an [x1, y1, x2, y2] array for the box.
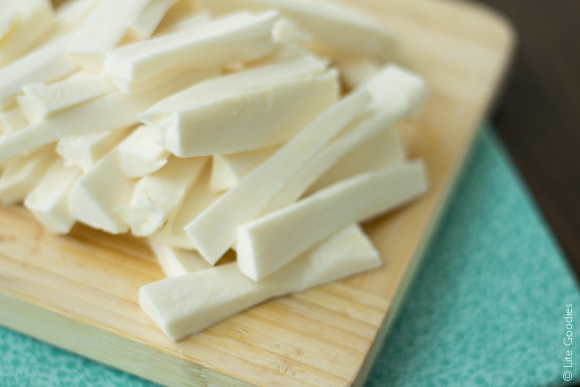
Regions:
[[0, 0, 514, 386]]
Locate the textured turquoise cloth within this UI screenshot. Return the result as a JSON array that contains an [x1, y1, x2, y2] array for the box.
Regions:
[[364, 127, 580, 387], [1, 126, 579, 386]]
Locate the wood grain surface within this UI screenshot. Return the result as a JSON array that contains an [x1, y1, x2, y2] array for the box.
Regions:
[[0, 1, 514, 386], [473, 0, 580, 275]]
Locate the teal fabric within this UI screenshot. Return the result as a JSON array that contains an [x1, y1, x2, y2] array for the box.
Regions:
[[364, 127, 580, 387], [1, 126, 579, 386]]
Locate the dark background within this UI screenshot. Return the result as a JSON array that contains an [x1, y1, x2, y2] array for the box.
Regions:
[[472, 0, 580, 279]]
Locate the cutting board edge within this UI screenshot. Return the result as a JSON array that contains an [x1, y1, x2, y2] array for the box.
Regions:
[[0, 290, 257, 387]]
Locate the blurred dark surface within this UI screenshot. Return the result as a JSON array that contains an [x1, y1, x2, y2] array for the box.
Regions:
[[473, 0, 580, 277]]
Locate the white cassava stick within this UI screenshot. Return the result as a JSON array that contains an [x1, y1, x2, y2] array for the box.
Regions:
[[196, 0, 395, 62], [184, 90, 370, 264], [140, 223, 380, 340], [0, 69, 217, 162], [237, 161, 427, 281], [105, 11, 278, 83]]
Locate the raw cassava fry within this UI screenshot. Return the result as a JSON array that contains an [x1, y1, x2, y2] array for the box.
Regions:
[[0, 145, 56, 205], [0, 0, 56, 66], [0, 35, 78, 110], [260, 64, 428, 214], [104, 11, 279, 84], [272, 19, 311, 44], [184, 90, 370, 264], [196, 0, 395, 62], [119, 156, 209, 237], [68, 147, 137, 234], [117, 124, 170, 178], [20, 72, 117, 121], [209, 145, 279, 192], [126, 0, 180, 41], [184, 65, 427, 266], [305, 127, 405, 194], [0, 0, 430, 341], [24, 158, 81, 234], [153, 168, 222, 250], [56, 127, 133, 172], [237, 161, 427, 280], [148, 236, 212, 277], [0, 69, 218, 162], [154, 11, 212, 37], [335, 56, 380, 89], [139, 56, 339, 156], [53, 0, 100, 34], [141, 223, 380, 340], [0, 107, 28, 135], [67, 0, 153, 72]]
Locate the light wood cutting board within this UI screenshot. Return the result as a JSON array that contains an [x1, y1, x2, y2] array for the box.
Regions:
[[0, 0, 515, 386]]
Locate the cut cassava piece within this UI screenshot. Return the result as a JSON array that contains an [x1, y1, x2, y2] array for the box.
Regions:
[[248, 41, 320, 67], [21, 72, 116, 120], [141, 223, 380, 340], [153, 9, 212, 36], [196, 0, 395, 62], [104, 11, 278, 84], [23, 158, 81, 234], [0, 93, 152, 162], [154, 168, 222, 250], [139, 54, 328, 123], [118, 125, 170, 178], [209, 145, 279, 192], [0, 108, 29, 135], [0, 0, 56, 66], [335, 56, 380, 89], [306, 128, 405, 194], [68, 149, 136, 234], [111, 67, 222, 96], [184, 90, 371, 264], [53, 0, 100, 34], [56, 127, 133, 173], [126, 0, 179, 41], [139, 53, 327, 125], [272, 19, 311, 44], [0, 145, 56, 206], [0, 35, 78, 110], [260, 64, 429, 214], [151, 0, 198, 32], [260, 120, 402, 215], [119, 156, 209, 237], [66, 0, 152, 72], [140, 57, 339, 157], [237, 161, 427, 281], [0, 69, 217, 162], [148, 236, 212, 277], [16, 96, 42, 125]]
